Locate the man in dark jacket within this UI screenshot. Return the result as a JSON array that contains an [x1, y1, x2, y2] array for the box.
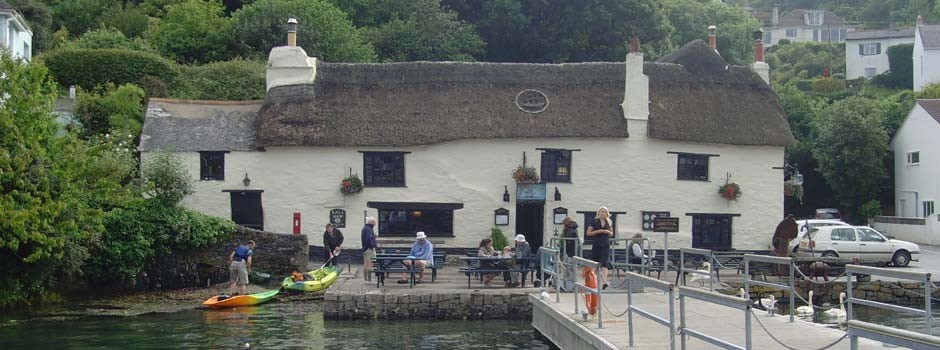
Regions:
[[323, 223, 344, 267], [361, 217, 378, 281]]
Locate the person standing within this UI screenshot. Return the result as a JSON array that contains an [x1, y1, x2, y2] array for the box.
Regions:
[[587, 207, 614, 290], [562, 217, 580, 258], [228, 240, 255, 295], [361, 217, 378, 282], [323, 223, 344, 267]]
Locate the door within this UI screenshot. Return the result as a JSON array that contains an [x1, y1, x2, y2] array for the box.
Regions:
[[515, 203, 544, 250], [691, 215, 732, 250], [827, 227, 860, 259], [230, 191, 263, 230], [856, 227, 890, 262]]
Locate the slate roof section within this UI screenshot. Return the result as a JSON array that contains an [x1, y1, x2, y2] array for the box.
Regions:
[[846, 28, 915, 40], [773, 9, 850, 28], [919, 25, 940, 49], [918, 100, 940, 125], [139, 99, 261, 152]]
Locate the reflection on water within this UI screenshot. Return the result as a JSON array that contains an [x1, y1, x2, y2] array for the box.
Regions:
[[0, 303, 555, 349], [782, 301, 940, 334]]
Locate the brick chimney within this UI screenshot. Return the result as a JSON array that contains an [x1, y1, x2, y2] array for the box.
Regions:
[[629, 36, 640, 53], [287, 18, 298, 46], [751, 29, 770, 85], [708, 25, 717, 50], [622, 36, 649, 129], [266, 18, 317, 91]]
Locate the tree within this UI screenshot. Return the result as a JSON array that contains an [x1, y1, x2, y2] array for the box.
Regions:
[[52, 0, 109, 37], [873, 44, 913, 89], [7, 0, 55, 53], [143, 153, 194, 207], [662, 0, 762, 65], [74, 84, 148, 137], [766, 42, 845, 85], [147, 0, 235, 64], [57, 27, 155, 52], [811, 97, 890, 221], [101, 4, 150, 39], [231, 0, 376, 62]]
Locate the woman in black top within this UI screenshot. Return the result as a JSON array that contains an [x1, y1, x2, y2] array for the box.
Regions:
[[586, 206, 614, 289]]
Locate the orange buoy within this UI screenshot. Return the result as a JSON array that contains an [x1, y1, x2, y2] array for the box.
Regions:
[[582, 267, 598, 315]]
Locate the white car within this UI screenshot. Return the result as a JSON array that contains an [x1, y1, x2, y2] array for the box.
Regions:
[[797, 226, 920, 267], [788, 219, 850, 254]]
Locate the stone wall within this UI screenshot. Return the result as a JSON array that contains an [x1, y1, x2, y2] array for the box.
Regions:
[[731, 280, 939, 306], [323, 290, 532, 320]]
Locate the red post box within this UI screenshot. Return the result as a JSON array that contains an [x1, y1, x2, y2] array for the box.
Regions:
[[292, 212, 301, 234]]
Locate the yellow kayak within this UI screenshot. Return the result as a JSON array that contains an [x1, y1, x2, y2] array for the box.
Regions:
[[281, 266, 339, 292], [202, 289, 279, 309]]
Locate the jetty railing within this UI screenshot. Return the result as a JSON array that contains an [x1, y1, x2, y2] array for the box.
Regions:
[[678, 286, 753, 350], [743, 254, 795, 322], [549, 236, 583, 259], [848, 320, 940, 350], [538, 247, 561, 303], [624, 271, 676, 350], [679, 247, 715, 291], [611, 237, 654, 277], [845, 265, 932, 336], [572, 256, 604, 329]]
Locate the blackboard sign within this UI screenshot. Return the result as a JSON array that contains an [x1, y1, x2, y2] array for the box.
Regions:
[[653, 217, 679, 232], [329, 209, 346, 228]]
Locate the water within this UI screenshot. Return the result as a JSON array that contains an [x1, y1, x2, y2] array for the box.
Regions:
[[0, 303, 555, 349], [780, 301, 940, 334]]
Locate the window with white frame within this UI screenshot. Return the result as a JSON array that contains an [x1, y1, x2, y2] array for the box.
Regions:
[[804, 11, 824, 26], [786, 29, 797, 38], [924, 201, 935, 218], [906, 151, 920, 165], [864, 68, 877, 77], [859, 43, 881, 55]]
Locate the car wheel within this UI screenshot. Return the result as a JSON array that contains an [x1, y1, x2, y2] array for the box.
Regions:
[[821, 251, 838, 258], [892, 251, 911, 267]]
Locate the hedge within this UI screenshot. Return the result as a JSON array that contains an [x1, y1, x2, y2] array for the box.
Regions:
[[170, 59, 266, 101], [41, 48, 177, 89]]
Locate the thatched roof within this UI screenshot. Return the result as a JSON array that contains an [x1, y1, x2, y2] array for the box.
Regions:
[[139, 99, 261, 152], [255, 40, 793, 147]]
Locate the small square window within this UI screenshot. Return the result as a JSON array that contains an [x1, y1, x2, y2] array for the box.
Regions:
[[363, 152, 406, 187], [541, 149, 572, 183], [199, 151, 225, 181], [907, 151, 920, 165], [786, 29, 797, 38], [859, 43, 881, 56], [677, 154, 709, 181], [641, 211, 670, 231]]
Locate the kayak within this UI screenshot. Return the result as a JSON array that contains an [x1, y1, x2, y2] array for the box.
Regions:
[[202, 289, 279, 309], [281, 266, 339, 293]]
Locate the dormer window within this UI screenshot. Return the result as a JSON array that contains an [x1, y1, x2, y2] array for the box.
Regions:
[[804, 11, 824, 26]]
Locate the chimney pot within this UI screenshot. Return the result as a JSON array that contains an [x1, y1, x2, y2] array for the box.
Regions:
[[708, 25, 717, 50], [629, 36, 640, 53], [917, 15, 924, 26], [753, 29, 764, 62], [287, 18, 298, 47]]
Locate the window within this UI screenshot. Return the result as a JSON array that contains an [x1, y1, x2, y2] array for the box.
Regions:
[[857, 228, 886, 242], [378, 209, 453, 237], [676, 154, 709, 181], [859, 43, 881, 56], [924, 201, 935, 218], [830, 228, 856, 242], [23, 42, 29, 61], [820, 28, 830, 41], [804, 11, 824, 26], [764, 31, 772, 43], [691, 215, 733, 250], [864, 68, 877, 78], [199, 151, 226, 181], [642, 211, 670, 231], [786, 29, 797, 38], [540, 149, 572, 182], [838, 29, 848, 42], [363, 152, 406, 187], [813, 29, 820, 41], [906, 151, 920, 165]]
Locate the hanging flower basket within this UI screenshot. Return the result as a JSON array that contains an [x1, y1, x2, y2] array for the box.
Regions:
[[718, 182, 742, 201], [511, 165, 540, 184], [340, 174, 363, 195], [784, 182, 804, 203]]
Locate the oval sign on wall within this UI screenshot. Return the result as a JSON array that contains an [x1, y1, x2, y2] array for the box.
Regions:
[[515, 89, 549, 113]]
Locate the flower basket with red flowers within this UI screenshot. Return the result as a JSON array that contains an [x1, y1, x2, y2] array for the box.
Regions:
[[511, 165, 540, 184], [340, 174, 363, 195], [718, 173, 742, 201]]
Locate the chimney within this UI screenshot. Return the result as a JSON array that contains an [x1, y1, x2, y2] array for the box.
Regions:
[[629, 36, 640, 53], [622, 35, 649, 129], [708, 25, 717, 50], [287, 18, 298, 46], [266, 18, 317, 91], [917, 15, 924, 26], [772, 7, 779, 26], [751, 29, 770, 85]]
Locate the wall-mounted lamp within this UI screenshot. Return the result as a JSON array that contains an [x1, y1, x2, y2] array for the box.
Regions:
[[242, 173, 251, 187], [791, 168, 804, 186], [503, 185, 510, 202], [554, 187, 561, 201]]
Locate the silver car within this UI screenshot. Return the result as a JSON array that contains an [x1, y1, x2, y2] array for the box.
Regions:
[[797, 226, 920, 267]]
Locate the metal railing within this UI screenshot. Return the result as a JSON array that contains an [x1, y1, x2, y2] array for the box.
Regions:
[[611, 237, 654, 277], [679, 248, 715, 291], [538, 247, 561, 303], [549, 236, 583, 259], [848, 320, 940, 350], [743, 254, 795, 322], [624, 271, 676, 350], [571, 256, 603, 329], [846, 265, 933, 335], [678, 286, 753, 350]]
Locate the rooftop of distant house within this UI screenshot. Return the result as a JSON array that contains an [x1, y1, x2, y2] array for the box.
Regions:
[[846, 28, 915, 40]]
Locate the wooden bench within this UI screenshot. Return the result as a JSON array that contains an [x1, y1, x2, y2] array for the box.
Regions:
[[372, 256, 419, 287], [377, 250, 447, 283], [458, 256, 537, 288]]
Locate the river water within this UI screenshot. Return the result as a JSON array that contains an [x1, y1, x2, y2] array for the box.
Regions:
[[0, 302, 555, 349]]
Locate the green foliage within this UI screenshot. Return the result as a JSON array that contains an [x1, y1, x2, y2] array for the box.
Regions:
[[74, 84, 147, 137], [171, 59, 266, 100], [52, 0, 109, 37], [811, 77, 847, 95], [916, 83, 940, 99], [859, 199, 882, 223], [147, 0, 235, 64], [231, 0, 377, 62], [767, 42, 845, 85], [873, 44, 913, 89], [57, 28, 155, 52], [7, 0, 55, 53], [101, 4, 151, 39], [40, 48, 178, 90], [662, 0, 762, 65], [143, 153, 195, 207], [490, 227, 509, 251]]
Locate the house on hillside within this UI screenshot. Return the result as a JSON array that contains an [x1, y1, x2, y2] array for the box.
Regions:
[[914, 19, 940, 91], [0, 2, 32, 62], [844, 28, 914, 79], [758, 7, 855, 48], [139, 27, 794, 252]]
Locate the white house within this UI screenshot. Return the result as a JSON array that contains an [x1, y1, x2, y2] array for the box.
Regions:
[[891, 100, 940, 219], [844, 28, 914, 79], [759, 7, 855, 48], [0, 2, 32, 62], [139, 33, 794, 252], [914, 21, 940, 91]]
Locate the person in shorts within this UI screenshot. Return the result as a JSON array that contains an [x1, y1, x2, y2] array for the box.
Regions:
[[229, 240, 255, 295]]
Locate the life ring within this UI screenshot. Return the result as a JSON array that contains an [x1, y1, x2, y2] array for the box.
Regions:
[[582, 267, 598, 315]]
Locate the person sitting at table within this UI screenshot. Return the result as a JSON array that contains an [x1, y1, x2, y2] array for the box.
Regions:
[[398, 231, 434, 284], [478, 238, 500, 286], [507, 235, 532, 287]]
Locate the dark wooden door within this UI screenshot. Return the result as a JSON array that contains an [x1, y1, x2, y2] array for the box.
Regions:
[[691, 215, 732, 250], [515, 203, 544, 249], [230, 192, 263, 230]]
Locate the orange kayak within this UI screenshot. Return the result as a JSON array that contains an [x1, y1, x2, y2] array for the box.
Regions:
[[202, 289, 279, 309]]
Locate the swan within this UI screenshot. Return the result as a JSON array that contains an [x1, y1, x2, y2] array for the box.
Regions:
[[795, 290, 815, 316], [822, 292, 846, 322], [687, 262, 712, 286], [540, 290, 551, 300], [759, 294, 777, 315]]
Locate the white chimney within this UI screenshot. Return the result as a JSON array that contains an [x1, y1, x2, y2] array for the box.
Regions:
[[772, 7, 779, 26], [750, 30, 770, 85], [266, 18, 317, 91], [622, 36, 649, 124]]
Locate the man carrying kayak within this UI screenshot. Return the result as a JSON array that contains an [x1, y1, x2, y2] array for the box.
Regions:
[[229, 240, 255, 295]]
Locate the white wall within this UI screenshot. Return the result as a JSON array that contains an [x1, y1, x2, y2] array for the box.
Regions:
[[892, 104, 940, 218], [872, 215, 940, 245], [765, 26, 853, 48], [144, 125, 786, 251], [845, 37, 914, 79], [1, 13, 32, 62]]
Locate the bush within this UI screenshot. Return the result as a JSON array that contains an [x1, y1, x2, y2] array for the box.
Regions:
[[860, 199, 882, 223], [74, 84, 147, 137], [916, 82, 940, 99], [171, 59, 266, 100], [101, 4, 150, 38], [811, 77, 846, 95], [41, 48, 177, 89], [142, 153, 194, 207], [491, 227, 509, 251], [147, 0, 235, 64], [57, 27, 155, 52]]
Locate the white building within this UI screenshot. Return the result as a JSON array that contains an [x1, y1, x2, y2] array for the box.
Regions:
[[914, 22, 940, 91], [0, 2, 32, 62], [844, 28, 914, 79], [891, 100, 940, 219], [759, 7, 855, 48], [139, 36, 794, 252]]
